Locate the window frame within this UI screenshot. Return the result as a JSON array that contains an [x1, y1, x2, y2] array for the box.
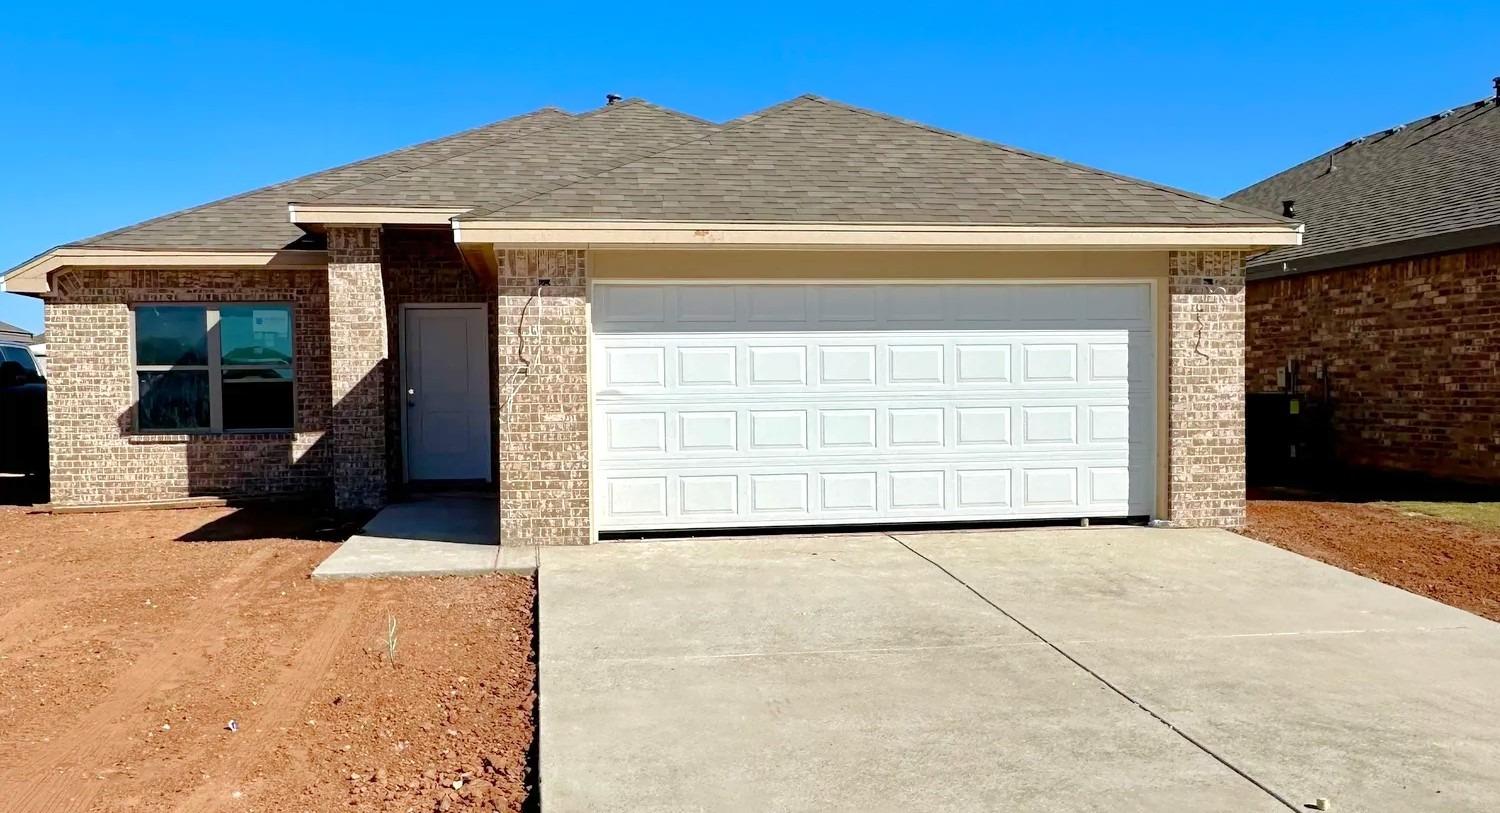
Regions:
[[130, 303, 296, 435]]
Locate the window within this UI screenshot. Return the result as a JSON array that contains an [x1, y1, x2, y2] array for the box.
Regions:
[[0, 346, 40, 380], [133, 304, 294, 432]]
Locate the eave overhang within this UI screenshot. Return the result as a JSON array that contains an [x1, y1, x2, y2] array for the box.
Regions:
[[1, 248, 328, 295], [452, 220, 1305, 251], [289, 203, 474, 229]]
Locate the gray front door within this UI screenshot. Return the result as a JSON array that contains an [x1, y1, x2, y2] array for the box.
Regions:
[[402, 305, 490, 481]]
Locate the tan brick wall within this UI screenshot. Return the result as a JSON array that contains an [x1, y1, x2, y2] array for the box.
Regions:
[[495, 249, 591, 545], [1246, 243, 1500, 482], [380, 230, 498, 486], [1168, 250, 1247, 527], [43, 268, 331, 506], [327, 226, 388, 510]]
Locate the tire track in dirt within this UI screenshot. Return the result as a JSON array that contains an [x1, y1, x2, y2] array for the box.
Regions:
[[0, 584, 170, 659], [0, 546, 291, 813], [169, 584, 366, 812]]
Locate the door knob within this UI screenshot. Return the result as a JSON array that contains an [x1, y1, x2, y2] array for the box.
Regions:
[[407, 387, 416, 407]]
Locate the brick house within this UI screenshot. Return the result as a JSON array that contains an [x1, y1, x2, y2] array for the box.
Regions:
[[0, 320, 34, 343], [1228, 82, 1500, 484], [3, 95, 1300, 542]]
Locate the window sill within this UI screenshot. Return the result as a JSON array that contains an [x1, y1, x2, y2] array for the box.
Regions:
[[126, 433, 198, 444], [126, 430, 297, 443]]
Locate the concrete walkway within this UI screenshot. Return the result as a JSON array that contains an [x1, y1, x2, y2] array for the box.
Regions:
[[538, 526, 1500, 812], [312, 496, 536, 579]]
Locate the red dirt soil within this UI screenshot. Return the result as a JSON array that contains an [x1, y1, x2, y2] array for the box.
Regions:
[[1239, 500, 1500, 623], [0, 505, 534, 812]]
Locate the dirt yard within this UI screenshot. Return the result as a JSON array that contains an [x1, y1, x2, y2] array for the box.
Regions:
[[1240, 499, 1500, 623], [0, 504, 535, 812]]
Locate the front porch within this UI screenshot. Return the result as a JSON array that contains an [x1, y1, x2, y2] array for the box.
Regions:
[[311, 493, 538, 579], [324, 226, 590, 545]]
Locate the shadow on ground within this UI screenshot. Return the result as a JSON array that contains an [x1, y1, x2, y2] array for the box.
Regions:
[[1249, 465, 1500, 504], [0, 474, 48, 507], [177, 501, 374, 543]]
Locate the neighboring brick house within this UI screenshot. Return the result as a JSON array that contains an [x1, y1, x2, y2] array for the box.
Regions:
[[1228, 81, 1500, 484], [3, 95, 1300, 541], [0, 320, 34, 344]]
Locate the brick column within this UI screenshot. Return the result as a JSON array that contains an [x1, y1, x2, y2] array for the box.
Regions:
[[327, 226, 388, 511], [1167, 250, 1247, 527], [495, 249, 591, 545]]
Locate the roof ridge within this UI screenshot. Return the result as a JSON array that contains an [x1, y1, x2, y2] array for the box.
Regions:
[[1228, 94, 1499, 202], [616, 98, 721, 128], [1362, 93, 1496, 146], [800, 95, 1292, 225], [70, 107, 574, 247], [460, 95, 822, 219], [718, 93, 821, 127]]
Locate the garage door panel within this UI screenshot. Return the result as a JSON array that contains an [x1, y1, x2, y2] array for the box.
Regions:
[[818, 345, 877, 385], [595, 463, 1147, 530], [596, 399, 1135, 461], [817, 286, 879, 321], [595, 333, 1152, 395], [677, 346, 737, 386], [594, 285, 1152, 333], [593, 283, 1155, 530]]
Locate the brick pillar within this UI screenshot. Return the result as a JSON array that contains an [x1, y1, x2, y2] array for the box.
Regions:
[[495, 249, 591, 545], [327, 226, 388, 511], [1167, 250, 1247, 527]]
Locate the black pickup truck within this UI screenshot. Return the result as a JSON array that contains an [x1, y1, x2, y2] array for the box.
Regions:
[[0, 340, 46, 476]]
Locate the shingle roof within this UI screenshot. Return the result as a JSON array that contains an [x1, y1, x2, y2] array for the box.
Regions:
[[1228, 95, 1500, 276], [0, 320, 34, 339], [71, 108, 576, 250], [459, 95, 1287, 226], [38, 94, 1285, 263], [304, 100, 717, 209]]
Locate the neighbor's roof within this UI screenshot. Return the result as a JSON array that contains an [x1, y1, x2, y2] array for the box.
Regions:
[[459, 95, 1286, 226], [22, 94, 1287, 266], [1229, 92, 1500, 277], [0, 320, 34, 338]]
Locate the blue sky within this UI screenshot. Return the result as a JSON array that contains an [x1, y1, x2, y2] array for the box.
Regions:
[[3, 1, 1497, 333]]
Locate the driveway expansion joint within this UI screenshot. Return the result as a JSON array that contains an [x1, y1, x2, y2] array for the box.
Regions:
[[886, 532, 1303, 813]]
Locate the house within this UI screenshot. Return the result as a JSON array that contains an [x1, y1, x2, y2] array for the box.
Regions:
[[0, 320, 34, 344], [1, 95, 1300, 541], [1228, 80, 1500, 484]]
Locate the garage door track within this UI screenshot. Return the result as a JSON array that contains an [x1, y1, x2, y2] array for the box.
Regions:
[[538, 527, 1500, 812]]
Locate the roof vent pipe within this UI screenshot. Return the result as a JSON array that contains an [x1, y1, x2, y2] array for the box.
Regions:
[[1282, 199, 1297, 218], [605, 93, 623, 106], [1493, 76, 1500, 99]]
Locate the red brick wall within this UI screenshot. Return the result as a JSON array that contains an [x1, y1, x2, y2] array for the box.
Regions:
[[1246, 244, 1500, 483]]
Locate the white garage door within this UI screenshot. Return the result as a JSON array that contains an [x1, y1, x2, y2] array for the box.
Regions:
[[591, 282, 1155, 531]]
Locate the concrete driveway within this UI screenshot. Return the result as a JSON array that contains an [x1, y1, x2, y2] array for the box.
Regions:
[[538, 527, 1500, 812]]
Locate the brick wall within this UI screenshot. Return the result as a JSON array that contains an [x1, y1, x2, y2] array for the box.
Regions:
[[380, 230, 498, 487], [44, 268, 331, 506], [1246, 244, 1500, 482], [1168, 250, 1247, 527], [327, 227, 387, 510], [495, 249, 591, 545]]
